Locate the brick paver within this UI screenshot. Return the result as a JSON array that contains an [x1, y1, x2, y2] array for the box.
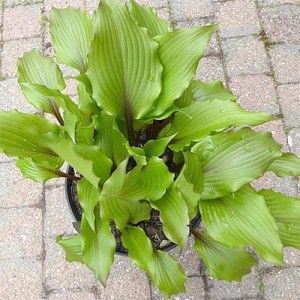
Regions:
[[0, 0, 300, 299]]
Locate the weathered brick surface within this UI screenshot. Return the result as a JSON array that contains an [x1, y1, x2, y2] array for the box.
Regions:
[[216, 0, 260, 38], [258, 0, 299, 6], [222, 36, 270, 77], [260, 5, 300, 44], [196, 56, 226, 83], [47, 290, 97, 299], [0, 257, 44, 300], [270, 44, 300, 84]]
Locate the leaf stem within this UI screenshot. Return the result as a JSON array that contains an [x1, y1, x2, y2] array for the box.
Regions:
[[50, 99, 64, 126]]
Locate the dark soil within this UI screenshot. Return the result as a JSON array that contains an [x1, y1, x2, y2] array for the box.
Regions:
[[66, 167, 201, 254]]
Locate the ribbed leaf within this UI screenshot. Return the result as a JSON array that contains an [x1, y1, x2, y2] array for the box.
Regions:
[[192, 80, 237, 102], [267, 153, 300, 177], [174, 83, 194, 108], [193, 230, 257, 281], [18, 49, 65, 114], [81, 206, 116, 285], [128, 0, 170, 38], [111, 157, 174, 201], [143, 134, 175, 157], [200, 185, 283, 265], [183, 152, 203, 193], [150, 185, 189, 250], [16, 158, 62, 183], [56, 235, 83, 263], [0, 110, 62, 166], [87, 0, 162, 120], [46, 135, 112, 188], [260, 190, 300, 249], [192, 128, 282, 199], [121, 226, 186, 298], [151, 25, 217, 117], [78, 178, 100, 231], [50, 8, 93, 73], [160, 100, 274, 151]]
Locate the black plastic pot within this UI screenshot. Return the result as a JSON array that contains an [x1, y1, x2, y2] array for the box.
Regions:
[[65, 165, 201, 253]]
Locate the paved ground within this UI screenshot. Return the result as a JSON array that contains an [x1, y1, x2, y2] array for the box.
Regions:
[[0, 0, 300, 299]]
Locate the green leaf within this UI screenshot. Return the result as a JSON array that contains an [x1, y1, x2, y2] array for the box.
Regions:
[[56, 234, 83, 263], [125, 144, 147, 166], [81, 206, 116, 285], [128, 0, 170, 38], [193, 230, 257, 281], [107, 157, 174, 201], [46, 135, 112, 188], [200, 185, 283, 265], [192, 80, 237, 102], [267, 153, 300, 177], [50, 7, 93, 73], [260, 190, 300, 249], [192, 128, 282, 199], [121, 226, 186, 298], [183, 152, 203, 193], [78, 178, 100, 231], [151, 25, 217, 117], [95, 113, 128, 166], [0, 110, 62, 166], [160, 99, 274, 151], [87, 0, 162, 120], [174, 83, 194, 108], [15, 158, 62, 183], [143, 134, 176, 157], [150, 185, 189, 250]]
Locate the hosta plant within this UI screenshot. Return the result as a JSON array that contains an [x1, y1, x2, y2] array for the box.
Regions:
[[1, 0, 300, 297]]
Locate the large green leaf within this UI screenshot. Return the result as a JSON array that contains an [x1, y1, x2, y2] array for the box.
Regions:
[[267, 153, 300, 177], [183, 152, 203, 193], [260, 190, 300, 249], [56, 234, 83, 263], [0, 110, 62, 166], [160, 100, 274, 151], [192, 80, 237, 102], [174, 83, 194, 108], [150, 25, 217, 117], [77, 178, 100, 231], [18, 49, 65, 114], [192, 128, 282, 199], [105, 157, 174, 201], [193, 230, 257, 281], [81, 206, 116, 285], [46, 135, 112, 188], [95, 113, 128, 167], [200, 185, 283, 265], [16, 158, 63, 183], [150, 185, 189, 250], [128, 0, 170, 38], [121, 226, 186, 298], [87, 0, 162, 120], [143, 134, 175, 157], [50, 7, 93, 73]]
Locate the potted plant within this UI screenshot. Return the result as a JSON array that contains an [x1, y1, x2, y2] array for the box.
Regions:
[[0, 0, 299, 297]]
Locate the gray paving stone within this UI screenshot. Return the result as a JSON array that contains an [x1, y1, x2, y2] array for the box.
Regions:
[[270, 44, 300, 84], [277, 84, 300, 128], [262, 267, 300, 299], [1, 37, 42, 78], [98, 255, 151, 300], [134, 0, 168, 8], [155, 7, 171, 23], [45, 186, 77, 237], [151, 276, 205, 300], [0, 257, 44, 300], [4, 0, 43, 6], [260, 5, 300, 44], [0, 78, 36, 112], [3, 4, 42, 41], [229, 74, 279, 116], [0, 162, 43, 208], [258, 0, 300, 6], [207, 269, 261, 299], [222, 36, 270, 77], [196, 56, 226, 83], [170, 0, 214, 21], [284, 248, 300, 267], [175, 19, 220, 56], [287, 129, 300, 156], [0, 207, 43, 259], [45, 237, 97, 291], [45, 0, 85, 14], [216, 0, 260, 38], [84, 0, 100, 14], [47, 290, 97, 300]]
